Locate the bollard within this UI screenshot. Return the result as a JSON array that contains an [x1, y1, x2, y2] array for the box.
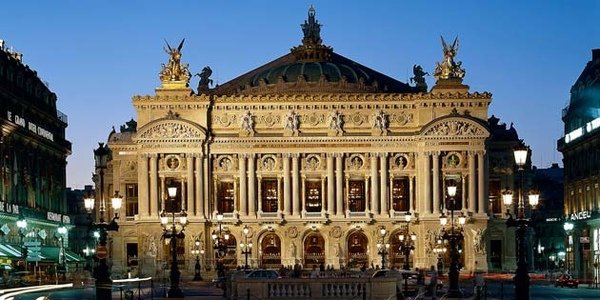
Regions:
[[138, 281, 141, 300], [362, 283, 367, 300], [151, 279, 154, 300], [247, 288, 250, 300], [500, 281, 504, 300]]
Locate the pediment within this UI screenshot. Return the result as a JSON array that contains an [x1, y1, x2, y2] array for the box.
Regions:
[[135, 119, 207, 142], [422, 116, 489, 138]]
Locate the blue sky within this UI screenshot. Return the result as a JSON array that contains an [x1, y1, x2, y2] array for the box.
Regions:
[[2, 1, 599, 188]]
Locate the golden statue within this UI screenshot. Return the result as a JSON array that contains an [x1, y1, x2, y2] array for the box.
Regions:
[[159, 39, 191, 84], [433, 36, 466, 80]]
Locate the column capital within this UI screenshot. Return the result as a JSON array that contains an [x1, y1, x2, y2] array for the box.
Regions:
[[431, 151, 441, 157]]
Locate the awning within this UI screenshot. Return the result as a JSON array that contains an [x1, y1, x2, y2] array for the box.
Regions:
[[40, 247, 86, 263], [0, 244, 22, 258]]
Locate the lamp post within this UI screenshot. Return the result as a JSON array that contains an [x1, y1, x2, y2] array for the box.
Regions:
[[16, 216, 27, 268], [377, 227, 390, 269], [84, 190, 121, 300], [160, 186, 188, 298], [439, 181, 466, 298], [564, 222, 574, 274], [503, 145, 540, 300], [212, 214, 229, 278], [56, 224, 68, 282], [192, 238, 203, 281], [399, 212, 416, 293], [240, 225, 253, 269]]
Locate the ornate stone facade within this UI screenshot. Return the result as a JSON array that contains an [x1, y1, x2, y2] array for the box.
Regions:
[[100, 9, 500, 277]]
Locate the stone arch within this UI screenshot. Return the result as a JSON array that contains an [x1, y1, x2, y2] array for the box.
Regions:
[[258, 232, 282, 269], [302, 231, 326, 267], [346, 230, 369, 269]]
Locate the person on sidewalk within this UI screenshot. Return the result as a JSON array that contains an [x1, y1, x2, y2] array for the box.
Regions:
[[473, 271, 485, 300]]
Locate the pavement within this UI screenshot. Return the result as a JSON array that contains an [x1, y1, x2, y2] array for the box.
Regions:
[[153, 279, 224, 300]]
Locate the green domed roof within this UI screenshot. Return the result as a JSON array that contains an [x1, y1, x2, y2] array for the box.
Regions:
[[213, 7, 420, 95]]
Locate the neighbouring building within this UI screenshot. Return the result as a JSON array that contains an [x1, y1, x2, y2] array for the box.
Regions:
[[0, 39, 80, 274], [558, 48, 600, 283], [97, 8, 529, 278]]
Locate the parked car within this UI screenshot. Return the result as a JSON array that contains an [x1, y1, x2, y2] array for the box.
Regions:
[[555, 274, 578, 288]]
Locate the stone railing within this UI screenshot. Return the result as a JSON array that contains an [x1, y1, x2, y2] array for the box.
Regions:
[[230, 277, 397, 300]]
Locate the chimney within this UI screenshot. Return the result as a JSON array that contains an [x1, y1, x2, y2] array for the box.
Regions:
[[593, 49, 600, 61]]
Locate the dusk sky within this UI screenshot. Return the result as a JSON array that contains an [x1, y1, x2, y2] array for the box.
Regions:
[[2, 1, 599, 189]]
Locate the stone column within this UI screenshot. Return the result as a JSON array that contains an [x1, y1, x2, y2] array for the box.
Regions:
[[292, 154, 300, 216], [327, 154, 335, 216], [248, 154, 256, 217], [138, 154, 149, 217], [380, 153, 388, 216], [335, 154, 344, 216], [409, 175, 414, 213], [424, 152, 432, 214], [477, 151, 486, 214], [195, 154, 203, 217], [462, 175, 467, 211], [469, 151, 477, 212], [257, 177, 263, 213], [365, 176, 370, 213], [187, 155, 194, 213], [150, 155, 158, 216], [283, 154, 291, 216], [160, 176, 165, 211], [371, 155, 379, 215], [277, 176, 282, 213], [239, 154, 247, 216], [432, 152, 440, 214], [181, 179, 186, 210], [301, 175, 307, 215]]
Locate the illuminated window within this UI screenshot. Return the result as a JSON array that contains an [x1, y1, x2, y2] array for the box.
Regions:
[[262, 179, 278, 213], [391, 178, 409, 211], [348, 180, 365, 212], [125, 183, 138, 217], [217, 181, 235, 213], [305, 180, 322, 212]]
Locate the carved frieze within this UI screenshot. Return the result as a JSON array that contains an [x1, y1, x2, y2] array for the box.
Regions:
[[424, 120, 485, 136], [138, 121, 205, 139], [303, 154, 322, 171]]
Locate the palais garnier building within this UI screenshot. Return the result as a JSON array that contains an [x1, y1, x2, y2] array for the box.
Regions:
[[95, 7, 522, 277]]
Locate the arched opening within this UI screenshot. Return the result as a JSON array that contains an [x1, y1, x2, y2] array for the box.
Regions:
[[390, 229, 414, 270], [222, 235, 238, 270], [260, 233, 281, 269], [347, 230, 368, 269], [303, 232, 325, 267]]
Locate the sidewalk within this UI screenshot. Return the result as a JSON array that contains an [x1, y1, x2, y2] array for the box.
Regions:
[[154, 280, 223, 300]]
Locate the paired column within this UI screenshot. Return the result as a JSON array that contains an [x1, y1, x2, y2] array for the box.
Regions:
[[327, 154, 335, 216], [187, 155, 194, 212], [335, 154, 344, 216], [283, 154, 291, 216], [150, 154, 159, 216], [477, 151, 486, 214], [292, 155, 300, 216], [248, 155, 256, 216], [370, 155, 379, 215], [424, 152, 432, 214], [379, 153, 388, 216], [138, 154, 149, 217], [239, 154, 248, 216], [432, 152, 440, 213], [468, 151, 477, 212], [195, 154, 204, 217]]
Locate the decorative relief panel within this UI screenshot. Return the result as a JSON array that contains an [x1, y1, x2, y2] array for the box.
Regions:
[[215, 155, 236, 172], [215, 113, 236, 127], [346, 154, 365, 171], [259, 113, 280, 128], [390, 112, 413, 125], [350, 112, 367, 126], [162, 154, 182, 171], [424, 120, 486, 136], [259, 154, 279, 171], [303, 154, 322, 171], [303, 112, 325, 127], [119, 160, 137, 178], [391, 154, 408, 170], [138, 122, 204, 139], [443, 151, 464, 169]]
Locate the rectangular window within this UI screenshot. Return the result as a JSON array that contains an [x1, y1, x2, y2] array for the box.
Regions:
[[305, 180, 322, 212], [125, 183, 138, 217], [217, 181, 235, 213], [488, 180, 501, 214], [126, 243, 138, 266], [391, 177, 409, 211], [261, 179, 278, 213], [348, 180, 365, 212]]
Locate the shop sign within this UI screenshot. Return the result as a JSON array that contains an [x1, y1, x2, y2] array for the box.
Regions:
[[0, 201, 19, 214], [6, 110, 54, 141], [570, 210, 592, 221], [46, 212, 70, 224]]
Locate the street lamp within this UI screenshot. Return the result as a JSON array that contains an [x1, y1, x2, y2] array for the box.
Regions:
[[84, 189, 121, 300], [56, 224, 68, 281], [212, 214, 230, 278], [16, 216, 27, 267], [564, 222, 574, 274], [160, 186, 188, 298], [192, 238, 203, 281], [439, 180, 465, 298], [240, 225, 253, 269], [377, 226, 390, 269], [399, 212, 416, 293], [504, 144, 539, 300]]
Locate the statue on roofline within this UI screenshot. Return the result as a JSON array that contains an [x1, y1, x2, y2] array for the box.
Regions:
[[433, 36, 466, 80], [159, 39, 191, 84]]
